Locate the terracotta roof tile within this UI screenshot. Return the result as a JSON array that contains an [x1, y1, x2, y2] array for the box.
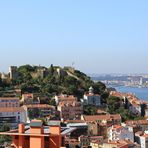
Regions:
[[0, 97, 19, 100], [83, 114, 121, 122], [0, 107, 24, 112], [24, 104, 55, 109]]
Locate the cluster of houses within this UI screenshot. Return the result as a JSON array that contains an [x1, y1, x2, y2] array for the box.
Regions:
[[1, 87, 148, 147], [110, 91, 148, 117], [0, 87, 101, 125]]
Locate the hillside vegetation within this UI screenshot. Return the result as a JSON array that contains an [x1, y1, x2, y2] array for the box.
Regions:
[[0, 65, 106, 98]]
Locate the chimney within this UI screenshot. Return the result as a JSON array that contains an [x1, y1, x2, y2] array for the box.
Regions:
[[49, 125, 61, 135], [19, 123, 25, 133], [49, 126, 61, 148]]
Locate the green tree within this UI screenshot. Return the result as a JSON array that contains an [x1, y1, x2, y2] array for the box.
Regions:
[[92, 82, 106, 94], [28, 108, 41, 119], [49, 99, 56, 106], [50, 64, 54, 75], [141, 103, 146, 117], [101, 91, 109, 104], [64, 76, 77, 87], [0, 123, 11, 145], [124, 97, 129, 109], [107, 96, 121, 113], [84, 105, 97, 115]]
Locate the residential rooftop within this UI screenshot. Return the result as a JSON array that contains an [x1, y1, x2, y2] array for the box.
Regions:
[[0, 107, 24, 112], [23, 104, 55, 109], [82, 114, 121, 122]]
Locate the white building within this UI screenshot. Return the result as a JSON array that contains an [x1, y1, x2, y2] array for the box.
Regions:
[[135, 129, 148, 148], [0, 97, 27, 127], [140, 136, 148, 148], [0, 107, 27, 127], [108, 125, 134, 142], [82, 86, 101, 106]]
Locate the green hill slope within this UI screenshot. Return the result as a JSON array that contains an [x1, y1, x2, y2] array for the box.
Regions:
[[1, 64, 106, 98]]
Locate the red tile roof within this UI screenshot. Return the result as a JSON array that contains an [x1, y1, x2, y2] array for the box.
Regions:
[[0, 107, 24, 112], [56, 95, 77, 101], [83, 114, 121, 122], [0, 97, 19, 100], [24, 104, 55, 109], [126, 120, 148, 125], [58, 101, 82, 107]]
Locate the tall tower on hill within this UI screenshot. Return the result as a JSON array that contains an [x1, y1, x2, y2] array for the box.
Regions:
[[9, 66, 18, 80]]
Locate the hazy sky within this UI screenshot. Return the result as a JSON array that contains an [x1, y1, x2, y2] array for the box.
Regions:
[[0, 0, 147, 74]]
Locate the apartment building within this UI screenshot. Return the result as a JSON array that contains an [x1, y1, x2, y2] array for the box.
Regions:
[[135, 129, 148, 148], [82, 86, 101, 106], [0, 97, 20, 107], [81, 114, 121, 126], [108, 125, 134, 142], [57, 101, 83, 121], [23, 104, 56, 121], [0, 97, 26, 126], [81, 114, 121, 137], [55, 94, 77, 105], [0, 107, 26, 126]]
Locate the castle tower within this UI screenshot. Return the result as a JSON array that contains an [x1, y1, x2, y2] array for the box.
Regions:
[[9, 66, 18, 80]]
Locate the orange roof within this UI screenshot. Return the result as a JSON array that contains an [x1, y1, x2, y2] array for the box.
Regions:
[[58, 101, 82, 107], [141, 134, 148, 138], [24, 104, 55, 109], [0, 107, 24, 112], [126, 120, 148, 125], [64, 120, 85, 123], [83, 114, 121, 122], [112, 125, 122, 129], [57, 95, 77, 100], [110, 91, 124, 97], [0, 97, 19, 100]]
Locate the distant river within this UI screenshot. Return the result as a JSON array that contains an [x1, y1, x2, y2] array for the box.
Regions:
[[114, 86, 148, 101]]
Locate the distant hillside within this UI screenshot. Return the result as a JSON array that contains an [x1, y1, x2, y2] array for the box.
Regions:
[[0, 65, 106, 98]]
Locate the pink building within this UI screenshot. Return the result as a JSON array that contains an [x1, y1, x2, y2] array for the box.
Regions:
[[57, 101, 83, 121], [55, 94, 77, 105]]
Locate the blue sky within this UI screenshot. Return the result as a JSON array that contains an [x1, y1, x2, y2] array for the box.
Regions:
[[0, 0, 147, 74]]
